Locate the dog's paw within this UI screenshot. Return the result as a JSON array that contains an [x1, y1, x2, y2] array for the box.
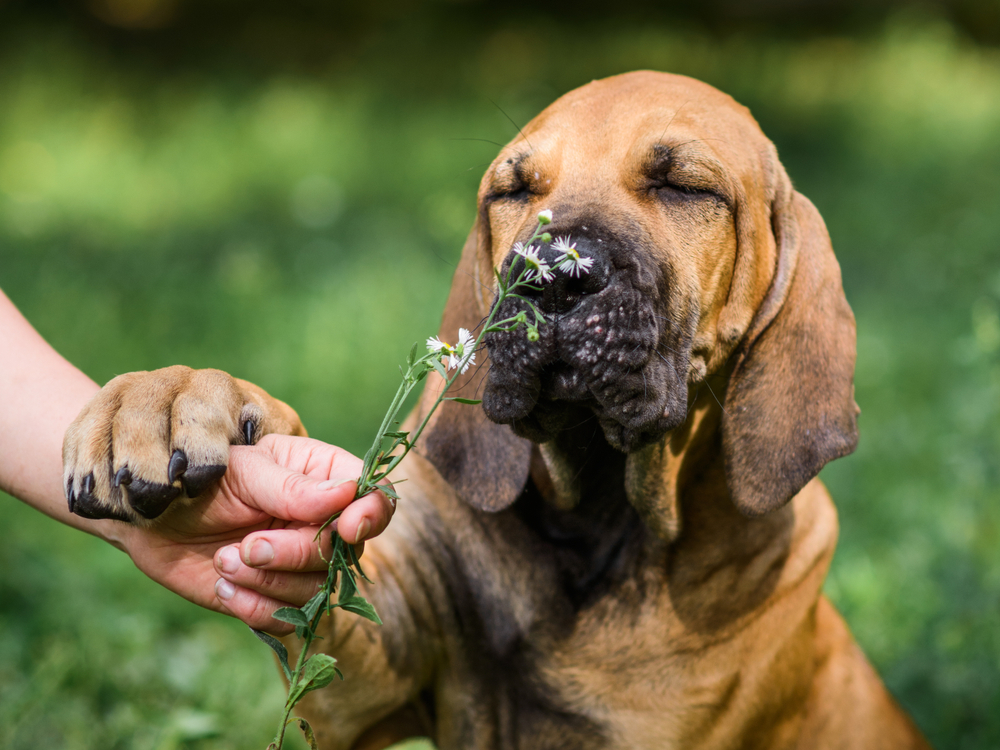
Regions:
[[62, 365, 305, 523]]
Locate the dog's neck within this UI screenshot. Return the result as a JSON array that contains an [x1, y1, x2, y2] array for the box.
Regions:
[[528, 382, 725, 539], [514, 410, 640, 606], [512, 386, 728, 604]]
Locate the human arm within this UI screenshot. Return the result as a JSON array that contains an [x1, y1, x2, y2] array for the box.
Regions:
[[0, 288, 393, 633]]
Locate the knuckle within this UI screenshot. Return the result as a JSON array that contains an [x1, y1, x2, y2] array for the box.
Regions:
[[256, 432, 279, 451], [259, 569, 281, 590], [288, 538, 314, 570], [280, 472, 309, 504], [248, 596, 277, 628]]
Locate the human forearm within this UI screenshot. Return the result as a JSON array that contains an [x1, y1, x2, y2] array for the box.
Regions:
[[0, 289, 116, 540]]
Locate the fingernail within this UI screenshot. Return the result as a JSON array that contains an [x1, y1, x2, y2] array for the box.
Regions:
[[354, 518, 371, 544], [215, 578, 236, 601], [317, 478, 352, 492], [218, 546, 241, 574], [247, 539, 274, 567]]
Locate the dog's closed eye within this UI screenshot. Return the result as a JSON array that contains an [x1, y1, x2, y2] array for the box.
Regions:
[[487, 155, 542, 204], [644, 145, 728, 206]]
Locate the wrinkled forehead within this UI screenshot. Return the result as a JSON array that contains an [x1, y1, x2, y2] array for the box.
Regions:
[[481, 72, 769, 196]]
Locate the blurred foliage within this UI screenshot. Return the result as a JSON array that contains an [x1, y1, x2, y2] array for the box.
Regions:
[[1, 2, 999, 748]]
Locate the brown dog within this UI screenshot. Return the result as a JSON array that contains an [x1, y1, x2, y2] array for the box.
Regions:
[[63, 71, 930, 749]]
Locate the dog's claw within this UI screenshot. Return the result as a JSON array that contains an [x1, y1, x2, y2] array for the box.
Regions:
[[114, 466, 132, 487], [243, 419, 256, 446], [72, 471, 132, 521], [168, 449, 188, 484]]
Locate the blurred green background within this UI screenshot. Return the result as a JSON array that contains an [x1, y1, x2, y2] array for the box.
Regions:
[[1, 0, 999, 747]]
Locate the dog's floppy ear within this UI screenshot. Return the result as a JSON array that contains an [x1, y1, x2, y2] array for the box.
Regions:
[[416, 222, 533, 512], [722, 163, 859, 517]]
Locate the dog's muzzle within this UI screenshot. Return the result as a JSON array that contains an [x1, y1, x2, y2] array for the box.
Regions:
[[482, 229, 689, 452]]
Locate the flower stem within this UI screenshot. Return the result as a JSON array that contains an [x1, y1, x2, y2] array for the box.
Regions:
[[266, 217, 555, 749]]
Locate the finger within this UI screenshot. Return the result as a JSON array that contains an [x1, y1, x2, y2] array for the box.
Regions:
[[215, 545, 326, 607], [254, 433, 365, 479], [237, 526, 333, 572], [225, 445, 360, 523], [213, 578, 297, 635], [335, 484, 396, 545]]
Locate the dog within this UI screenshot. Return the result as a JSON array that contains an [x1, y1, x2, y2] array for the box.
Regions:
[[63, 71, 931, 749]]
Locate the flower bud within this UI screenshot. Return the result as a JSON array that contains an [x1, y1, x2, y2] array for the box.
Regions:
[[537, 209, 553, 225], [540, 232, 552, 243], [527, 326, 540, 342]]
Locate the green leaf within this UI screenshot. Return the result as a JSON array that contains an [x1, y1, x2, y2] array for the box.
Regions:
[[340, 596, 383, 625], [407, 342, 418, 366], [384, 430, 409, 439], [375, 482, 399, 500], [362, 445, 376, 468], [250, 628, 292, 682], [298, 719, 319, 750], [429, 357, 448, 380], [302, 589, 328, 623], [273, 607, 310, 629], [346, 541, 374, 583], [287, 654, 341, 707], [337, 570, 358, 603], [300, 654, 341, 693], [446, 397, 482, 405]]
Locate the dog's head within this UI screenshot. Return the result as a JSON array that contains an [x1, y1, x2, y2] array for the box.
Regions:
[[419, 71, 858, 532]]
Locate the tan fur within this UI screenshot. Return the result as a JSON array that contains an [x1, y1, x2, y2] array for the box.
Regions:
[[63, 72, 930, 748], [289, 72, 928, 749], [63, 365, 305, 523]]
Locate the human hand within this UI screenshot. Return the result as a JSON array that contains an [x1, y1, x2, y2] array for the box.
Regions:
[[117, 434, 395, 634]]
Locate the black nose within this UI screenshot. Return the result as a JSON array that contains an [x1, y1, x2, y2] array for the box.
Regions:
[[506, 235, 610, 314]]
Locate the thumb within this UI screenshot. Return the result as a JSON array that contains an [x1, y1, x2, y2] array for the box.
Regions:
[[224, 445, 359, 523]]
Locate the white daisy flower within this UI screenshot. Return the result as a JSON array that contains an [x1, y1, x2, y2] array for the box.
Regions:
[[551, 236, 576, 256], [449, 328, 477, 374], [513, 242, 553, 283], [552, 235, 594, 277], [530, 261, 555, 284], [537, 209, 553, 225], [426, 335, 450, 355], [456, 327, 474, 351]]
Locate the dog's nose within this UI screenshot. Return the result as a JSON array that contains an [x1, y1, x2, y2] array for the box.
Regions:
[[510, 235, 610, 314]]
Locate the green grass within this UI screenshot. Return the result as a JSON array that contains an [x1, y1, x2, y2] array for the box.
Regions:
[[1, 11, 999, 748]]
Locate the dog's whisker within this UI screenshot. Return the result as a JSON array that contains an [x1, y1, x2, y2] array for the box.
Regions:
[[668, 136, 732, 151], [450, 137, 505, 148], [657, 342, 684, 356], [703, 379, 730, 417], [658, 99, 692, 145], [489, 98, 534, 151]]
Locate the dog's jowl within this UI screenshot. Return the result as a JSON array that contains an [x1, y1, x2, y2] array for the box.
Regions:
[[63, 71, 930, 750]]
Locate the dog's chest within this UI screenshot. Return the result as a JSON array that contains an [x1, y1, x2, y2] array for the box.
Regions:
[[442, 491, 688, 748], [439, 482, 823, 750]]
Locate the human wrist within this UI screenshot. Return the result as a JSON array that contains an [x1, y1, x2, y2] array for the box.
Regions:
[[93, 517, 138, 554]]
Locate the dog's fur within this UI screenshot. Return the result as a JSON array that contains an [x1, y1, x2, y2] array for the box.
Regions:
[[63, 72, 930, 749]]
